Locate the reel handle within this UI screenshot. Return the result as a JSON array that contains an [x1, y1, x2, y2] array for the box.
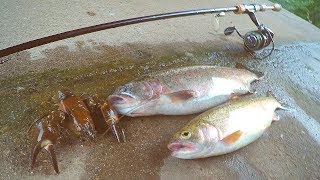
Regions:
[[234, 3, 282, 14]]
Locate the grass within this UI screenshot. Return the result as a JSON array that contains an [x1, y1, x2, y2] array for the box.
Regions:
[[271, 0, 320, 28]]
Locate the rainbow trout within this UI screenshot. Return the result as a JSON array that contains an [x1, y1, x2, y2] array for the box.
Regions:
[[108, 66, 260, 117], [167, 95, 284, 159]]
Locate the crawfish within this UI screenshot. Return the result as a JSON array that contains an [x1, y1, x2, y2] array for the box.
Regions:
[[82, 94, 125, 142], [29, 90, 124, 174]]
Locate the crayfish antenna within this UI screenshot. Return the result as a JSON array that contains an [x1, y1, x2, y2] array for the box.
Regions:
[[30, 140, 59, 174]]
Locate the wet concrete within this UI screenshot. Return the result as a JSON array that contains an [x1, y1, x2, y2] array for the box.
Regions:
[[0, 0, 320, 179]]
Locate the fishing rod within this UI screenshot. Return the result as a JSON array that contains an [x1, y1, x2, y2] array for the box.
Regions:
[[0, 3, 281, 64]]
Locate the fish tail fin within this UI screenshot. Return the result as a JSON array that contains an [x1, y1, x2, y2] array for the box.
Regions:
[[267, 91, 294, 111], [278, 105, 293, 111], [235, 62, 264, 80]]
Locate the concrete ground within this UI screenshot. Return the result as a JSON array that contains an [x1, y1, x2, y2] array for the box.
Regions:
[[0, 0, 319, 179]]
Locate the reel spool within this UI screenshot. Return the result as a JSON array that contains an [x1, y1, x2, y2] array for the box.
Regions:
[[224, 10, 275, 59], [243, 25, 274, 51]]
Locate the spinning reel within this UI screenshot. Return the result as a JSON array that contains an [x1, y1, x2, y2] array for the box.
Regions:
[[224, 5, 278, 59]]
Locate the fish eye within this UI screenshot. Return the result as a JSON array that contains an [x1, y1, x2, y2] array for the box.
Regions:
[[181, 131, 192, 139]]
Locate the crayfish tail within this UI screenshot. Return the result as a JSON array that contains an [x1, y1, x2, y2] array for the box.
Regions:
[[45, 144, 59, 174]]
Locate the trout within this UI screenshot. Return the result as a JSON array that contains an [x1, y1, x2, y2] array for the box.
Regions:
[[108, 66, 260, 117], [167, 95, 284, 159]]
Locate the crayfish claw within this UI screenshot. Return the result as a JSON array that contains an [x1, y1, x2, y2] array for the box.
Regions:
[[30, 140, 59, 174], [29, 111, 61, 174], [45, 144, 59, 174], [30, 143, 41, 171]]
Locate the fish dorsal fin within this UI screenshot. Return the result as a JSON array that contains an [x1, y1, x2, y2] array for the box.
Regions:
[[166, 90, 198, 103], [222, 130, 242, 144]]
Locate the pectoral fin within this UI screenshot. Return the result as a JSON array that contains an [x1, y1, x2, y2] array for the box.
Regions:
[[222, 130, 242, 144], [166, 90, 198, 103], [230, 93, 239, 100]]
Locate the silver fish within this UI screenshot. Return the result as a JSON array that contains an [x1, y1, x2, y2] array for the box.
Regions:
[[167, 95, 284, 159], [108, 66, 260, 117]]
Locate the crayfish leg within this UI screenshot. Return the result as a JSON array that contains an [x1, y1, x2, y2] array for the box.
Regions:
[[111, 122, 126, 143], [110, 121, 121, 143], [121, 128, 126, 143], [103, 107, 125, 143], [30, 140, 59, 174]]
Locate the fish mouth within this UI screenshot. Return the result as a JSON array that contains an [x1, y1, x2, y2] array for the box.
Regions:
[[167, 142, 194, 151], [167, 141, 197, 158], [107, 101, 145, 117], [108, 93, 136, 105]]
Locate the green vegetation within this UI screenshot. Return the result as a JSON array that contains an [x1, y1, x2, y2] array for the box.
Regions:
[[271, 0, 320, 28]]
